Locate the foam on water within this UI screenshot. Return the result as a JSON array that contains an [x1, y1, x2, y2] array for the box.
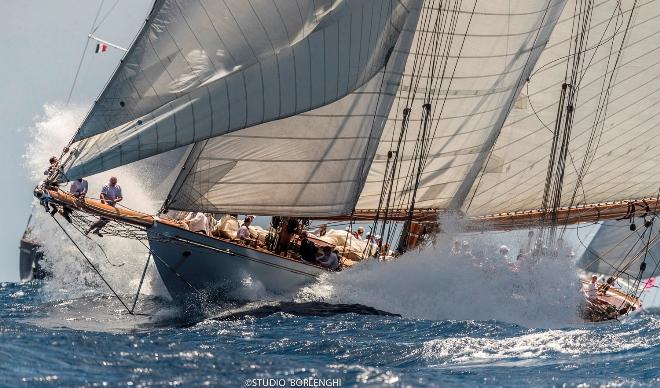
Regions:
[[22, 104, 174, 301], [3, 280, 660, 386]]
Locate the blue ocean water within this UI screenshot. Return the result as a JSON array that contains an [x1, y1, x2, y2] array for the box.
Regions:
[[1, 281, 659, 387]]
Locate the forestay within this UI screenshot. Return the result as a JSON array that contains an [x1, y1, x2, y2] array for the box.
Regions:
[[355, 0, 568, 212], [64, 0, 416, 179], [464, 0, 660, 217]]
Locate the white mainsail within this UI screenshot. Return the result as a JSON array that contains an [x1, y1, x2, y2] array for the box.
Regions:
[[165, 57, 411, 216], [65, 0, 416, 179], [459, 0, 660, 217], [163, 1, 422, 216], [165, 0, 569, 216]]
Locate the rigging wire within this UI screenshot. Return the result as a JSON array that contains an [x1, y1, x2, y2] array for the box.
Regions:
[[385, 0, 473, 253], [370, 0, 438, 249], [566, 0, 639, 214], [65, 0, 106, 106], [48, 211, 134, 314]]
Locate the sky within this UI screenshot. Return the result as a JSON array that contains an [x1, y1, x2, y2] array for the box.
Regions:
[[0, 0, 152, 281]]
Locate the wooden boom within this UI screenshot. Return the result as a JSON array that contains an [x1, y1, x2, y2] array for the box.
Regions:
[[470, 197, 660, 231], [322, 198, 659, 231], [42, 186, 658, 233]]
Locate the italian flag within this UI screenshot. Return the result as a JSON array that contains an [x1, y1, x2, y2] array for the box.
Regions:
[[95, 43, 109, 53]]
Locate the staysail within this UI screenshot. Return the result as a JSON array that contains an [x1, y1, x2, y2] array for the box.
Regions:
[[64, 0, 416, 179]]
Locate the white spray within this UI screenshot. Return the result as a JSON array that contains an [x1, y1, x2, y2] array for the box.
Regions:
[[23, 104, 176, 301], [299, 216, 586, 327]]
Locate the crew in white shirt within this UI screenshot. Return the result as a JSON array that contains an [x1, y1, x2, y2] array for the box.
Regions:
[[184, 212, 210, 234], [86, 176, 123, 237], [70, 178, 88, 197], [61, 178, 88, 223], [237, 217, 253, 241], [586, 275, 599, 300]]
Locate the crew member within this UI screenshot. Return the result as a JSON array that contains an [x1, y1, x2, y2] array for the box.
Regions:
[[275, 218, 298, 255], [298, 231, 317, 263], [586, 275, 599, 300], [61, 178, 88, 223], [237, 216, 253, 242], [43, 156, 60, 179], [86, 177, 123, 237], [317, 246, 339, 270], [41, 156, 62, 215], [498, 245, 510, 261], [184, 212, 210, 234], [460, 241, 473, 260], [449, 240, 462, 256], [70, 178, 88, 198], [313, 224, 327, 237]]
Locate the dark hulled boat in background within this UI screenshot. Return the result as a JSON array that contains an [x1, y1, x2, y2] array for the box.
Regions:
[[19, 215, 47, 281]]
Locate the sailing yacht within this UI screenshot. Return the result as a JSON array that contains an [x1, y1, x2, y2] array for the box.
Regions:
[[35, 0, 659, 320]]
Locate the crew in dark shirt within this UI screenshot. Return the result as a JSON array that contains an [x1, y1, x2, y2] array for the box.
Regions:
[[299, 231, 317, 263]]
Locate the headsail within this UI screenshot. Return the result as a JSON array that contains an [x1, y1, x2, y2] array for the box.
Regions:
[[65, 0, 417, 179]]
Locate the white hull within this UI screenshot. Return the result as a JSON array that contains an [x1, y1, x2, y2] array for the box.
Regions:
[[147, 221, 327, 302]]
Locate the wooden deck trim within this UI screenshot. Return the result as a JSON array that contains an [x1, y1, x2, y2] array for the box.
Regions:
[[44, 188, 339, 271]]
